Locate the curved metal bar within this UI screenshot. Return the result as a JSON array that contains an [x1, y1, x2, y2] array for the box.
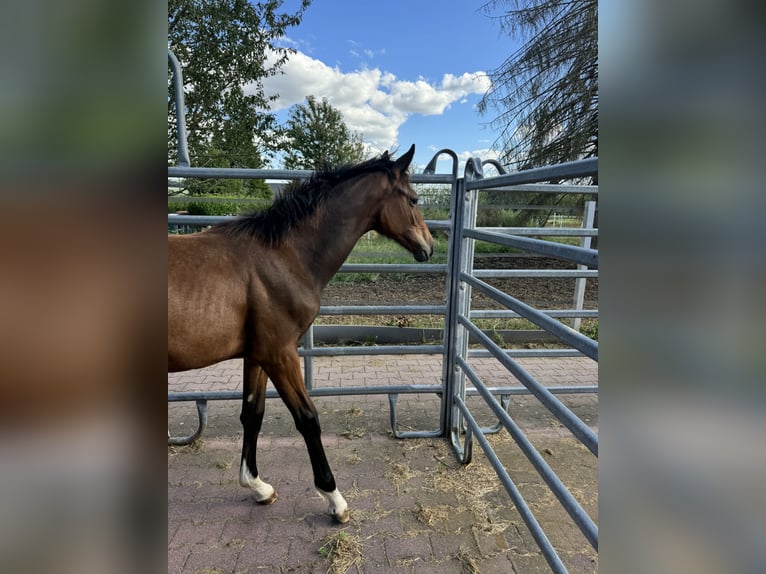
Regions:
[[167, 50, 190, 168], [481, 158, 507, 175], [168, 400, 207, 446], [450, 418, 474, 465], [387, 394, 443, 439], [477, 394, 512, 435], [463, 157, 484, 181], [422, 148, 458, 179]]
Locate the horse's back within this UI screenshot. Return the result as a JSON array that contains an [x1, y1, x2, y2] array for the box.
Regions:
[[168, 232, 249, 371]]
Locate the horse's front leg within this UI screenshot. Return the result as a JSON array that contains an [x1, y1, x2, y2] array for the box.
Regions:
[[239, 359, 277, 504], [261, 347, 349, 524]]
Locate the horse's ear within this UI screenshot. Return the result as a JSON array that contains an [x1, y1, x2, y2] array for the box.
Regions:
[[393, 144, 415, 173]]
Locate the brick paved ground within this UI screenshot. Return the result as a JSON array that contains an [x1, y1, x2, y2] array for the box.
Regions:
[[169, 354, 598, 573]]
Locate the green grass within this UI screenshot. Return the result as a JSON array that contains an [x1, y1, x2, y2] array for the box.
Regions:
[[329, 232, 449, 284], [345, 232, 450, 262]]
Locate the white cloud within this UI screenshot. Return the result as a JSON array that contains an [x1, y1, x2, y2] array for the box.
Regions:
[[458, 148, 501, 163], [254, 50, 491, 151]]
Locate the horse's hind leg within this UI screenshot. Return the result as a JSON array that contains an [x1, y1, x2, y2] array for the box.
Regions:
[[239, 360, 277, 504], [262, 347, 349, 524]]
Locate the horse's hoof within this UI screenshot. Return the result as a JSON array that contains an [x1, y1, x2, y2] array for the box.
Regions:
[[333, 509, 350, 524], [256, 490, 278, 505]]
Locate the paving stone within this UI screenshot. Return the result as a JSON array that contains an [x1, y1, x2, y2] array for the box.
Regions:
[[169, 355, 598, 573]]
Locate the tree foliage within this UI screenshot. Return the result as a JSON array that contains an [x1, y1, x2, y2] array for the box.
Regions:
[[168, 0, 311, 195], [282, 96, 366, 170], [478, 0, 598, 171]]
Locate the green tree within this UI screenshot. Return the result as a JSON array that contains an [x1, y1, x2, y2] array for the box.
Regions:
[[477, 0, 597, 227], [168, 0, 311, 195], [282, 96, 366, 170], [478, 0, 597, 171]]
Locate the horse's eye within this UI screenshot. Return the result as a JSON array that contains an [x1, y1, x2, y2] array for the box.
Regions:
[[409, 197, 419, 206]]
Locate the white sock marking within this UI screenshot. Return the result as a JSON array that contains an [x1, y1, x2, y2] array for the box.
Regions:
[[239, 460, 275, 502], [317, 488, 348, 519]]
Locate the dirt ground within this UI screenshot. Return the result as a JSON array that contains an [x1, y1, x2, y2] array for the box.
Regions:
[[321, 256, 598, 310]]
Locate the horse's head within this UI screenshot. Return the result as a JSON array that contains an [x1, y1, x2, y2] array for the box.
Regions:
[[375, 144, 434, 262]]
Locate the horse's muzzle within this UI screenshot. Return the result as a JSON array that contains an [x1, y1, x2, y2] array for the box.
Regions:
[[413, 244, 433, 262]]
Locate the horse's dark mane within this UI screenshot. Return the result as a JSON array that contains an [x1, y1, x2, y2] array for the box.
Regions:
[[211, 152, 400, 246]]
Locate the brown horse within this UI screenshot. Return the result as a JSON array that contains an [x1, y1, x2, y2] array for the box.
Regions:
[[168, 145, 433, 523]]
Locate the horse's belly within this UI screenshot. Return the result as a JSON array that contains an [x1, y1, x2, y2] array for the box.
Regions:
[[167, 295, 246, 372]]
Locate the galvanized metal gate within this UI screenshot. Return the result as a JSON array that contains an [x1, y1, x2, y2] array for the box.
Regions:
[[442, 158, 598, 573], [168, 50, 598, 572]]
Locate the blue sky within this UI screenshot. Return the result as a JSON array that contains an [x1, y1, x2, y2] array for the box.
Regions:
[[257, 0, 519, 171]]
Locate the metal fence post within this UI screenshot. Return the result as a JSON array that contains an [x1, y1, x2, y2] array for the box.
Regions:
[[303, 325, 314, 390], [441, 183, 463, 436], [444, 159, 481, 461], [167, 49, 190, 168], [572, 200, 596, 331]]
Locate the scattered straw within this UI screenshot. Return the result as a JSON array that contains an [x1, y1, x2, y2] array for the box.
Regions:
[[168, 438, 205, 455], [424, 461, 500, 514], [341, 407, 366, 439], [318, 531, 363, 574], [347, 452, 362, 465], [415, 503, 449, 527], [341, 427, 366, 439], [384, 461, 418, 495], [455, 547, 481, 574]]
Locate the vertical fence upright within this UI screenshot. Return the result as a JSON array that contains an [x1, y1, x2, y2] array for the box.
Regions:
[[572, 200, 596, 332]]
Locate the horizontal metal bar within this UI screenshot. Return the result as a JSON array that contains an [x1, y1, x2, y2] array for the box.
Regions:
[[467, 348, 585, 358], [424, 220, 451, 231], [465, 229, 598, 269], [480, 227, 597, 237], [168, 215, 230, 225], [466, 157, 598, 190], [458, 315, 599, 456], [168, 166, 311, 180], [465, 385, 598, 396], [169, 384, 443, 403], [167, 384, 595, 404], [167, 196, 269, 204], [463, 274, 598, 360], [169, 391, 240, 402], [169, 215, 452, 236], [337, 263, 447, 273], [470, 309, 598, 319], [458, 357, 598, 549], [489, 183, 598, 195], [472, 269, 598, 278], [319, 305, 446, 316], [168, 167, 456, 185], [411, 173, 458, 185], [453, 396, 569, 574], [309, 384, 442, 397], [298, 344, 444, 357]]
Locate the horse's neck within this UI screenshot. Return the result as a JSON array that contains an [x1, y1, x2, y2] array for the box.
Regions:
[[292, 182, 378, 289]]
